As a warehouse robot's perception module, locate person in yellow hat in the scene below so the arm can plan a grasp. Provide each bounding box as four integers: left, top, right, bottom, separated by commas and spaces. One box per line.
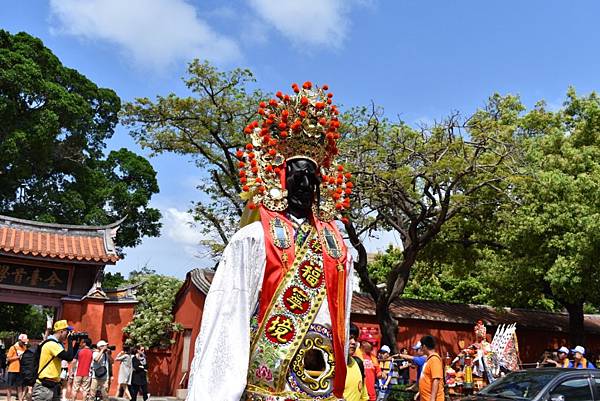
32, 320, 79, 401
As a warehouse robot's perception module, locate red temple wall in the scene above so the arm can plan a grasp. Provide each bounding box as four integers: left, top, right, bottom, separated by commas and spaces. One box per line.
61, 299, 136, 396
160, 282, 207, 395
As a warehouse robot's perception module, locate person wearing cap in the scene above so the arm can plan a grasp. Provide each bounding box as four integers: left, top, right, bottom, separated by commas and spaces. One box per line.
355, 333, 382, 401
376, 345, 398, 401
398, 341, 427, 382
568, 346, 595, 369
545, 347, 570, 368
32, 320, 79, 401
89, 340, 113, 401
6, 333, 29, 401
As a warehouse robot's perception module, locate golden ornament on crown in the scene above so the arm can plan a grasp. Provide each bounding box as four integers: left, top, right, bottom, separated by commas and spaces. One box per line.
237, 81, 352, 222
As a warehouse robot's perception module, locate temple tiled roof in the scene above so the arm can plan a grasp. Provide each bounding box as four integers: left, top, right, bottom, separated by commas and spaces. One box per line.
0, 215, 121, 264
189, 268, 600, 334
351, 293, 600, 334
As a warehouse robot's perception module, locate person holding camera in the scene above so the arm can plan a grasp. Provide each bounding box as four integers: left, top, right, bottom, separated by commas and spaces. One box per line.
32, 320, 79, 401
89, 340, 112, 401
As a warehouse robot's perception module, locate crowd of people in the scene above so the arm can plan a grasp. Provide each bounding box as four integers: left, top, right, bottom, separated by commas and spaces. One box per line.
538, 345, 597, 369
343, 323, 445, 401
342, 325, 600, 401
0, 320, 149, 401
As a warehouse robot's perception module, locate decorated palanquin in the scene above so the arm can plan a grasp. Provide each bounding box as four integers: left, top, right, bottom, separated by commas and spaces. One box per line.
449, 321, 521, 393
187, 82, 353, 401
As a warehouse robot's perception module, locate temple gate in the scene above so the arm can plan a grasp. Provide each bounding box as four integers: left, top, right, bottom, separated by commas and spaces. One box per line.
0, 214, 137, 394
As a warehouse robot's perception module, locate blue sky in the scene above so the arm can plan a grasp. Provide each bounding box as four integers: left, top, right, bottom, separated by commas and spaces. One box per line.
2, 0, 600, 278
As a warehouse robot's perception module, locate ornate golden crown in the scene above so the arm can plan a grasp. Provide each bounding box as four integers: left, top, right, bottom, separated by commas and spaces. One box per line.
237, 82, 352, 222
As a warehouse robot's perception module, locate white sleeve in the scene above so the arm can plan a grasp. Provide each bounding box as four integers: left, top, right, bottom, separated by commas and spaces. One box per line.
187, 223, 266, 401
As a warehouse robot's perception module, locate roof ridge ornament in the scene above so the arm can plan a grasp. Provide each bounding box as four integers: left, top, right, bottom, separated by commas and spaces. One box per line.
0, 214, 125, 232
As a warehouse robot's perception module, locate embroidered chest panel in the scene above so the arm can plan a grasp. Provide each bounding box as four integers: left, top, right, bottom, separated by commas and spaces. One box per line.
246, 225, 335, 399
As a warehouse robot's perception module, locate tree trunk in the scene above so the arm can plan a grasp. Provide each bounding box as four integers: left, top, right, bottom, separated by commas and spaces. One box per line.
564, 301, 585, 346
376, 297, 399, 354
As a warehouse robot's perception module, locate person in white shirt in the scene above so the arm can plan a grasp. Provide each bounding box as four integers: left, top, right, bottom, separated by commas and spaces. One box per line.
90, 340, 112, 401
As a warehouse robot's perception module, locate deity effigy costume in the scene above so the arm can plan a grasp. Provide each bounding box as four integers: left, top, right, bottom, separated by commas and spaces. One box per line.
187, 82, 354, 401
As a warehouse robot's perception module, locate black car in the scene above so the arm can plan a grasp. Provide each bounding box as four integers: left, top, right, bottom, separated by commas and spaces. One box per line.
462, 368, 600, 401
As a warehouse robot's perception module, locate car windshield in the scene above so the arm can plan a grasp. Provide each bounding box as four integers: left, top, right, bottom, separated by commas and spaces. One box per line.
479, 371, 557, 400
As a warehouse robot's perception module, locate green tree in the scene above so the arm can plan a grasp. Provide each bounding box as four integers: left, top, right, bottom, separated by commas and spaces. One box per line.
123, 273, 183, 348
0, 304, 52, 339
122, 60, 265, 256
487, 89, 600, 345
0, 30, 160, 248
409, 89, 600, 345
102, 271, 128, 289
341, 95, 522, 351
128, 265, 157, 281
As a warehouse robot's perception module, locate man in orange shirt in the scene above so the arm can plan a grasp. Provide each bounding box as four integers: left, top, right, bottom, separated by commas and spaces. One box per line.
6, 334, 29, 401
418, 335, 445, 401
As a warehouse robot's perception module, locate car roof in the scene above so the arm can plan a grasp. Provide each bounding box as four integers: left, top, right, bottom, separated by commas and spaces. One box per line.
515, 368, 599, 376
519, 368, 573, 373
529, 368, 598, 372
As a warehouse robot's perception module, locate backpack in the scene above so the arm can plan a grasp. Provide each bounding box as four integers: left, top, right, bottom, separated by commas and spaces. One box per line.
20, 348, 36, 386
352, 355, 365, 381
32, 339, 61, 383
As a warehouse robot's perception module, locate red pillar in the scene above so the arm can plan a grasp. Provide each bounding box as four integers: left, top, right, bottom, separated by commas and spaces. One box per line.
81, 298, 107, 342
61, 297, 107, 341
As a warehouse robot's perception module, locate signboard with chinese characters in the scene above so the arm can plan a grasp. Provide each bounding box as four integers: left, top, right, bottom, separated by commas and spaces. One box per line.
0, 263, 71, 294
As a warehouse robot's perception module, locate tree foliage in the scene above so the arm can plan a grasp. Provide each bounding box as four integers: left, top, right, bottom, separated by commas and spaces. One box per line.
0, 304, 52, 340
341, 96, 523, 350
102, 271, 128, 289
408, 89, 600, 345
123, 273, 183, 348
122, 61, 265, 256
0, 30, 160, 248
485, 89, 600, 344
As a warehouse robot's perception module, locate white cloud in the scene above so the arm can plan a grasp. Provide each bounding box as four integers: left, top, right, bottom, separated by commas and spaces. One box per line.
48, 0, 240, 71
163, 207, 204, 256
240, 17, 270, 46
247, 0, 355, 47
117, 205, 210, 278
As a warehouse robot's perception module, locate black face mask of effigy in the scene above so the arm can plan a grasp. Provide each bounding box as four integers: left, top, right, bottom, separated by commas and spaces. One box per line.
285, 158, 320, 219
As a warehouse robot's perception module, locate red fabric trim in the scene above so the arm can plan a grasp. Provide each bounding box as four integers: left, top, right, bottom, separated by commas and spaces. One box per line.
315, 219, 348, 398
257, 207, 295, 324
